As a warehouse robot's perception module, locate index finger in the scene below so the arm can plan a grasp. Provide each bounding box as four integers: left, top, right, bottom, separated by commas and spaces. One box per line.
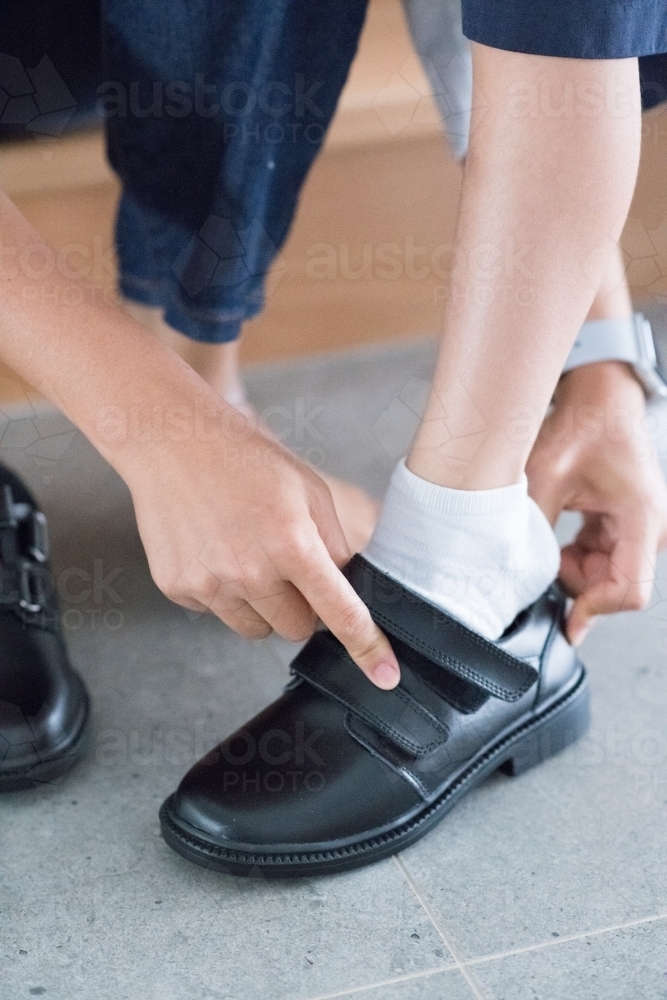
287, 534, 401, 689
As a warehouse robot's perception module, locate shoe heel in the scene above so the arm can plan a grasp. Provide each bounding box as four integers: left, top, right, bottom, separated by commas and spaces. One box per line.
499, 676, 590, 777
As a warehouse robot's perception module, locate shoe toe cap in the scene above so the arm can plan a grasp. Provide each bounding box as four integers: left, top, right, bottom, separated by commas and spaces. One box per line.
168, 688, 422, 851
0, 616, 88, 772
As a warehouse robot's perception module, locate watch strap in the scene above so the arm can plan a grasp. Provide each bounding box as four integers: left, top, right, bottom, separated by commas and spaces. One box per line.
563, 313, 667, 400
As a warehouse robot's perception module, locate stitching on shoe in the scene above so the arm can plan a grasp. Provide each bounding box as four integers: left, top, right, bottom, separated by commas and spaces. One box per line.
390, 634, 490, 715
355, 562, 534, 694
343, 711, 431, 800
355, 557, 535, 673
343, 712, 429, 802
370, 606, 534, 702
163, 668, 586, 869
295, 658, 448, 755
352, 558, 536, 699
411, 660, 489, 715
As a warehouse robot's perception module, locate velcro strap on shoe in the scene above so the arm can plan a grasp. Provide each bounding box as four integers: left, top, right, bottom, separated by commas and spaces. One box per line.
344, 555, 538, 703
292, 631, 449, 756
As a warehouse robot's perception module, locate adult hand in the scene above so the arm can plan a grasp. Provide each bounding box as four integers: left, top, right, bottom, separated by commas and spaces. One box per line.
111, 383, 400, 688
527, 361, 667, 645
0, 192, 397, 688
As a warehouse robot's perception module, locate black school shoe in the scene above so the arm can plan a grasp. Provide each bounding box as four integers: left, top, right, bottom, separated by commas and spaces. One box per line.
0, 464, 89, 791
160, 555, 590, 878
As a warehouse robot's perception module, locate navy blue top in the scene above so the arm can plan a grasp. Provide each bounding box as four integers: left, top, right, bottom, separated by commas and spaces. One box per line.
463, 0, 667, 60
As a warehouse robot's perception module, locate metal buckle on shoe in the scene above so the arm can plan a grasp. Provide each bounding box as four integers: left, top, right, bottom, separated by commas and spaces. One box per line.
2, 497, 50, 562
0, 482, 50, 613
19, 560, 47, 614
27, 510, 49, 563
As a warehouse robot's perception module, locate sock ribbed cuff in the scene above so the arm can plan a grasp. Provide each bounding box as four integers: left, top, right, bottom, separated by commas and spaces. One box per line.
391, 460, 528, 516
364, 458, 560, 640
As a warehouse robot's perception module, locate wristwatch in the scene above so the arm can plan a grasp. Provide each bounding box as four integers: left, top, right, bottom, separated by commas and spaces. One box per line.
562, 313, 667, 400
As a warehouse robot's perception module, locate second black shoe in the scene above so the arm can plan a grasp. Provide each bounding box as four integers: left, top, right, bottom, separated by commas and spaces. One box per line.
160, 554, 590, 878
0, 464, 89, 791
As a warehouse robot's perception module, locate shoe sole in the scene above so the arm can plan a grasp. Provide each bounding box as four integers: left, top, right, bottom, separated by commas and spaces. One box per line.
160, 667, 590, 879
0, 684, 90, 793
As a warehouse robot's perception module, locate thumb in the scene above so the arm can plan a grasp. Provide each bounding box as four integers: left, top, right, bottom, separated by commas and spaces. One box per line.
567, 574, 652, 646
566, 589, 602, 646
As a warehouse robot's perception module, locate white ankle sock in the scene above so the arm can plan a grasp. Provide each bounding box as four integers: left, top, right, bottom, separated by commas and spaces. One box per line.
363, 460, 561, 640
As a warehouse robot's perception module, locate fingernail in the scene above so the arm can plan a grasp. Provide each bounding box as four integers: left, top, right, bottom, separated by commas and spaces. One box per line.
373, 661, 400, 689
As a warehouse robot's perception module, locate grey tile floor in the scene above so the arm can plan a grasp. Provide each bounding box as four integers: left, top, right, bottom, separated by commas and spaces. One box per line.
2, 334, 667, 1000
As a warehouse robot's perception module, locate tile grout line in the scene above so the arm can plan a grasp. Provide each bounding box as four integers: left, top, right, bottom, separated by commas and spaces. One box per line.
296, 905, 667, 1000
300, 962, 459, 1000
464, 909, 667, 969
394, 855, 491, 1000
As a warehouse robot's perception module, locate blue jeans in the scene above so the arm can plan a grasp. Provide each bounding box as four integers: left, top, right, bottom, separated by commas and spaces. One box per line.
103, 0, 368, 343
103, 0, 667, 344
